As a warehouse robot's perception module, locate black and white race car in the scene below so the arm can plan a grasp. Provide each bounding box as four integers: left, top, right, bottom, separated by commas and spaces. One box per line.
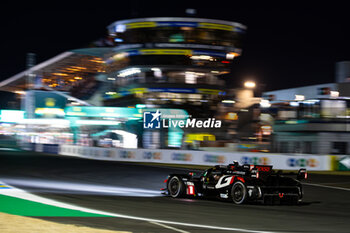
163, 162, 307, 204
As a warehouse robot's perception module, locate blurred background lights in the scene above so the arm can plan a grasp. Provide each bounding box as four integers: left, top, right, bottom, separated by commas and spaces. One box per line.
115, 24, 126, 33
295, 95, 305, 101
330, 91, 339, 98
260, 99, 271, 108
222, 100, 235, 104
117, 68, 141, 77
226, 53, 236, 60
244, 81, 256, 88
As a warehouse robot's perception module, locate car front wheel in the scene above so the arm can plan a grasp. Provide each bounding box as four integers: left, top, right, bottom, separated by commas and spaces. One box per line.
231, 181, 247, 204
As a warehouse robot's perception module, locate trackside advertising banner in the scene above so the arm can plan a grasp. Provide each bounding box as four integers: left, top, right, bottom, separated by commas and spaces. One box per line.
58, 145, 331, 171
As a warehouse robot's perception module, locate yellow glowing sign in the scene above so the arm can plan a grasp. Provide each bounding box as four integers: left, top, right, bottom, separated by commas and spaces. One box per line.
35, 108, 65, 116
45, 98, 56, 107
126, 22, 157, 29
185, 133, 216, 143
225, 112, 238, 120
52, 73, 68, 76
197, 89, 222, 95
139, 49, 192, 56
198, 22, 234, 31
123, 21, 235, 31
129, 88, 148, 94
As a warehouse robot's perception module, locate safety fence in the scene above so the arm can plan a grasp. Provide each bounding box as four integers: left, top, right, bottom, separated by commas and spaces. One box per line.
20, 143, 346, 171
59, 144, 332, 171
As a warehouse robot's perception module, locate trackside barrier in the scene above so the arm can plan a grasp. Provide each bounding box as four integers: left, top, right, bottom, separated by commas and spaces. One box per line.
34, 144, 60, 154
333, 155, 350, 171
20, 142, 60, 154
59, 145, 332, 171
20, 142, 36, 151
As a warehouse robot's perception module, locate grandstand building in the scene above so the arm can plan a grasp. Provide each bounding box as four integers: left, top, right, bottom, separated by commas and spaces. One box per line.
0, 17, 246, 148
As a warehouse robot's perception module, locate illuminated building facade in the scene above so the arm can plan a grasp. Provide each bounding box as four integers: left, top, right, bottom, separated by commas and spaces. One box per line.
263, 73, 350, 155
103, 17, 246, 117
0, 17, 246, 149
0, 17, 246, 114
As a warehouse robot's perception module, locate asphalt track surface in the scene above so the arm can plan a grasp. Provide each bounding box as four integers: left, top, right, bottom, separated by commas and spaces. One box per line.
0, 150, 350, 233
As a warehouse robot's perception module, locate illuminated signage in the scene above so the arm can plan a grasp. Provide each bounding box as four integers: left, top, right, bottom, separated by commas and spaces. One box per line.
121, 21, 242, 32
65, 106, 141, 119
0, 110, 25, 123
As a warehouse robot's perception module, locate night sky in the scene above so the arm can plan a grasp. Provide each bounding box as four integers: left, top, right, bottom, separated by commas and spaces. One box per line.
1, 1, 349, 92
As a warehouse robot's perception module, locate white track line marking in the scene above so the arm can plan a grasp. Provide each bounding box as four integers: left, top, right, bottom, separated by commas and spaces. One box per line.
0, 148, 18, 151
304, 182, 350, 191
150, 221, 190, 233
1, 177, 161, 197
0, 180, 280, 233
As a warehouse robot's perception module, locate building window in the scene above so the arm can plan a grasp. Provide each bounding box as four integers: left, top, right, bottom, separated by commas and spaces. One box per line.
294, 142, 301, 153
185, 72, 197, 84
331, 142, 347, 155
280, 141, 289, 153
304, 141, 312, 154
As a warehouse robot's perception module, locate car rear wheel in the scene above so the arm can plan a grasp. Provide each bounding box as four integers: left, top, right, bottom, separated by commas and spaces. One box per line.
167, 176, 185, 198
231, 181, 247, 204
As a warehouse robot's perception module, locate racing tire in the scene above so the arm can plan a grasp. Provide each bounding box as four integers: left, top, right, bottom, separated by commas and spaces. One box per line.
167, 176, 185, 198
231, 181, 247, 204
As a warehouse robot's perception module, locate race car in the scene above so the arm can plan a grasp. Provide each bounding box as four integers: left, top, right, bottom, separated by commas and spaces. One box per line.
163, 162, 307, 204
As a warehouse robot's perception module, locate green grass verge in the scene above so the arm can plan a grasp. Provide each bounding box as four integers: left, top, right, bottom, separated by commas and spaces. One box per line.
0, 195, 110, 217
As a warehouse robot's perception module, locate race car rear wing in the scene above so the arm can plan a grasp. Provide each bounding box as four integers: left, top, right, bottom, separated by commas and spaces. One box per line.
242, 164, 273, 173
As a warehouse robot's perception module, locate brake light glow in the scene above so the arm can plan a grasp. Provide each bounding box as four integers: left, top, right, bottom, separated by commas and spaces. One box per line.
304, 172, 308, 179
164, 179, 168, 183
256, 172, 259, 179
